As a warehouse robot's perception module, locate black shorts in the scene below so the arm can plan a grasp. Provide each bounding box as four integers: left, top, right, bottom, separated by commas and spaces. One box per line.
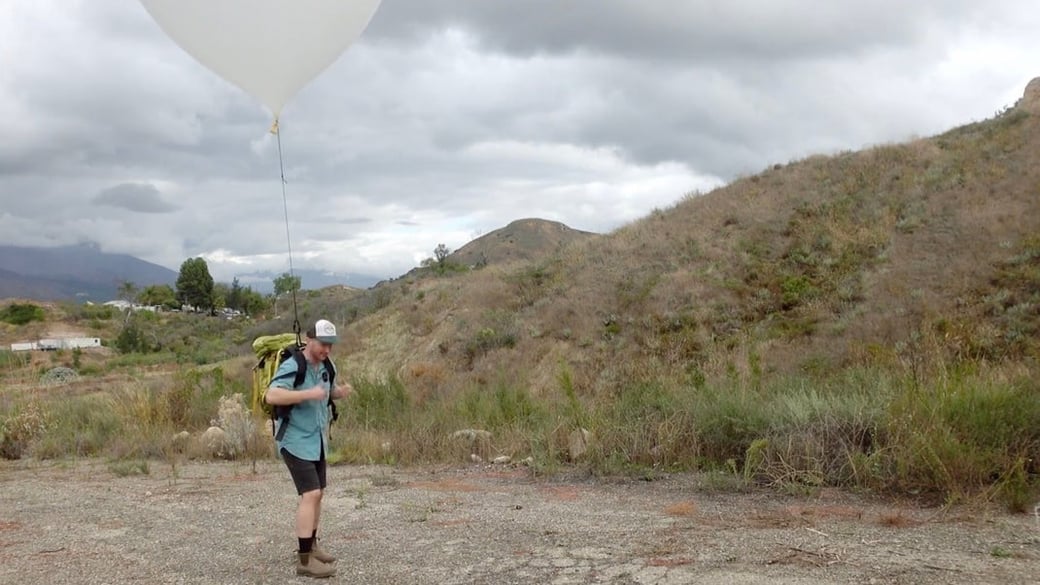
281, 448, 327, 495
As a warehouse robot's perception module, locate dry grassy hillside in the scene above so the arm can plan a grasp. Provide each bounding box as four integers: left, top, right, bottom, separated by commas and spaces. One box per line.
341, 80, 1040, 401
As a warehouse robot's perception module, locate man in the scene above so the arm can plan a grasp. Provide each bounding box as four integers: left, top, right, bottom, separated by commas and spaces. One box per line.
265, 318, 353, 578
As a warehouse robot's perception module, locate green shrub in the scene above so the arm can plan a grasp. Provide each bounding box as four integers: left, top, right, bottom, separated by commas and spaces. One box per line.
164, 367, 242, 429
876, 373, 1040, 507
0, 303, 45, 325
690, 384, 772, 464
780, 275, 818, 309
456, 380, 545, 431
114, 321, 151, 354
67, 303, 119, 321
347, 376, 410, 430
464, 310, 520, 362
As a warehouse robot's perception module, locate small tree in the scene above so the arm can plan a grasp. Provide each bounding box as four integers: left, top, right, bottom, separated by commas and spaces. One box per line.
434, 243, 450, 265
240, 288, 269, 317
226, 277, 244, 312
115, 280, 137, 324
422, 243, 463, 276
212, 282, 230, 312
137, 284, 178, 310
117, 280, 138, 304
273, 272, 302, 296
273, 272, 302, 316
114, 320, 149, 354
176, 257, 215, 312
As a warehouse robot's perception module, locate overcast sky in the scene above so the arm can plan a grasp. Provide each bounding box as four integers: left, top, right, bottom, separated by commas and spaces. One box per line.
2, 1, 1038, 285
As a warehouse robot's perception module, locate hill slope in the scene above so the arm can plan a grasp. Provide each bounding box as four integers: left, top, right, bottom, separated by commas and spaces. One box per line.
449, 218, 597, 267
335, 77, 1040, 398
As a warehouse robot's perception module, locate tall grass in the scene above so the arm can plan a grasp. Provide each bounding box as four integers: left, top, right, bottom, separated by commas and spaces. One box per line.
877, 372, 1040, 509
0, 349, 30, 372
2, 366, 264, 461
326, 363, 1039, 509
3, 360, 1037, 510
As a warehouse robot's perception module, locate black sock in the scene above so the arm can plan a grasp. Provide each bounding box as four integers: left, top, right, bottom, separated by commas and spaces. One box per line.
299, 536, 314, 553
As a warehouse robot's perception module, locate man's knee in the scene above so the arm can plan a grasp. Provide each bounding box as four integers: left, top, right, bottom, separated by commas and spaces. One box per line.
300, 489, 322, 505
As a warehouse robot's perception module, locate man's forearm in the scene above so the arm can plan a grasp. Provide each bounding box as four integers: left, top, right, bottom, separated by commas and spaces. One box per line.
266, 386, 321, 405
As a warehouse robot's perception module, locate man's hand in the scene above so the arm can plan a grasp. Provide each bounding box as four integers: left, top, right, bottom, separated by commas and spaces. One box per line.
331, 382, 353, 400
307, 386, 327, 401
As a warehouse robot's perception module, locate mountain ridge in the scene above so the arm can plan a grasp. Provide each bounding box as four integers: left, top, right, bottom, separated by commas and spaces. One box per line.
0, 243, 178, 302
449, 218, 598, 267
0, 219, 583, 302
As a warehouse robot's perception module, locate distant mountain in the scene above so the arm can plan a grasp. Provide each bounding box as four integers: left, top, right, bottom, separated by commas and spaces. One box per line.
394, 218, 598, 283
449, 218, 598, 267
0, 243, 177, 302
233, 268, 382, 294
0, 220, 594, 302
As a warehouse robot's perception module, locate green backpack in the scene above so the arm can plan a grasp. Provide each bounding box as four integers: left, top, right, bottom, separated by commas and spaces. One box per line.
252, 333, 338, 440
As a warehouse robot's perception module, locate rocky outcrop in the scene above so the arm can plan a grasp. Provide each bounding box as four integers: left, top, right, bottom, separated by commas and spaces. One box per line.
1015, 77, 1040, 114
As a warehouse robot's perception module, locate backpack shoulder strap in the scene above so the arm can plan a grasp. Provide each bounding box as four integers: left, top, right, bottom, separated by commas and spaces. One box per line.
270, 351, 298, 385
291, 348, 308, 388
323, 357, 336, 387
323, 357, 339, 423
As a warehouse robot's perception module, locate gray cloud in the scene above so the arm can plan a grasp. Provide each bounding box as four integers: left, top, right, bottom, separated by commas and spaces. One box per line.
368, 1, 983, 60
0, 0, 1037, 283
93, 182, 178, 213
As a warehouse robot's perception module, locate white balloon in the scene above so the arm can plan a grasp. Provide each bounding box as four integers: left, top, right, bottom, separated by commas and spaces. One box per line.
139, 0, 382, 116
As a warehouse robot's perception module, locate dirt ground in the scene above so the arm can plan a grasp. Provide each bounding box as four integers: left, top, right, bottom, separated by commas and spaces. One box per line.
1, 459, 1038, 584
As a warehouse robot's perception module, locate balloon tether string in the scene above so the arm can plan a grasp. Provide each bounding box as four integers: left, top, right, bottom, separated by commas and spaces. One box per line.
274, 118, 302, 346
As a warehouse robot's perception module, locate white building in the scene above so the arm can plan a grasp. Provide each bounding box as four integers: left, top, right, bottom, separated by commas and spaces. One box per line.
103, 300, 160, 312
10, 337, 102, 352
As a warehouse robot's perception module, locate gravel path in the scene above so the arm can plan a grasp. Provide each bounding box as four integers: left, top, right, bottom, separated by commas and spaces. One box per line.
1, 459, 1038, 584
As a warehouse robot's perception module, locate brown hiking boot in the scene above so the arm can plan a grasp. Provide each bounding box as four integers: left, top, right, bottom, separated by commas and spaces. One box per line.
312, 539, 336, 564
296, 552, 336, 578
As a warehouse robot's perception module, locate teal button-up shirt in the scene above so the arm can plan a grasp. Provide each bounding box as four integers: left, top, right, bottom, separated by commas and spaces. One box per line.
271, 356, 333, 462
